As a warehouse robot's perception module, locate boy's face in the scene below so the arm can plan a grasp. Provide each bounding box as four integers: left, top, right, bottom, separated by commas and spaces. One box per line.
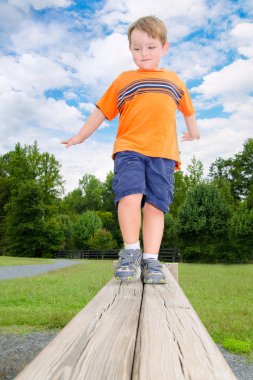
129, 28, 169, 70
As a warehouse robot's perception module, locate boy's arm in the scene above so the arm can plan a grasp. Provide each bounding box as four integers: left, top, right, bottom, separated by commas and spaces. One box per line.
181, 114, 200, 141
61, 107, 105, 148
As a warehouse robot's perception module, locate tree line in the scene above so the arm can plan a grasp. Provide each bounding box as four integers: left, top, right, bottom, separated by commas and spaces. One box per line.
0, 139, 252, 262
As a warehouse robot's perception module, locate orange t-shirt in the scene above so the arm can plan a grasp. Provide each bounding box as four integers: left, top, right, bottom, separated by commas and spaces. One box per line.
96, 68, 195, 169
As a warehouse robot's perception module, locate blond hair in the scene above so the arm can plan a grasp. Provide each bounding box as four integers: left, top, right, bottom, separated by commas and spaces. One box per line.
128, 16, 168, 46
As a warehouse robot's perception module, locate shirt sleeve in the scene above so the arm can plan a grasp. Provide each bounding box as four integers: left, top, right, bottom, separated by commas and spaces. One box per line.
95, 79, 119, 121
178, 80, 195, 117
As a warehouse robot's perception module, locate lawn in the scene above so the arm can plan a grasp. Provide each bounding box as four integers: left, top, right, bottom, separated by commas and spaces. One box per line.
0, 258, 252, 360
0, 256, 55, 266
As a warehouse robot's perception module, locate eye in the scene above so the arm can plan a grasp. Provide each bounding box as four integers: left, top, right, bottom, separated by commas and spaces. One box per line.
134, 48, 140, 51
148, 46, 156, 49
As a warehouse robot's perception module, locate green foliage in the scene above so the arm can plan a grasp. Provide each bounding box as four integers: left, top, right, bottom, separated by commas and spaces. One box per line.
0, 142, 63, 203
4, 180, 45, 257
79, 174, 103, 211
40, 216, 65, 257
101, 171, 116, 214
1, 139, 252, 261
61, 188, 85, 214
88, 228, 118, 250
209, 138, 253, 199
177, 183, 231, 236
161, 213, 177, 248
96, 211, 122, 246
177, 183, 232, 262
170, 171, 188, 217
72, 211, 103, 249
186, 155, 204, 187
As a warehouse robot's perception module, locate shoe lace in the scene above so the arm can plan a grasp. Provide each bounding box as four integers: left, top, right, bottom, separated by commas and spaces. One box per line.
143, 259, 162, 273
119, 249, 138, 267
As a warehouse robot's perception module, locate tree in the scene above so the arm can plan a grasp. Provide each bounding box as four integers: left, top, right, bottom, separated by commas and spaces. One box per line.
177, 183, 231, 236
209, 138, 253, 199
4, 180, 44, 257
177, 183, 231, 262
79, 174, 103, 211
61, 188, 86, 215
161, 213, 177, 248
88, 228, 117, 250
228, 202, 253, 262
0, 142, 64, 207
101, 171, 116, 215
186, 156, 204, 187
170, 171, 188, 217
72, 211, 102, 249
96, 211, 121, 246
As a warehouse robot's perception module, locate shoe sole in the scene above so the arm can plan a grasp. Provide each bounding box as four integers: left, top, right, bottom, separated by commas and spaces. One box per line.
115, 275, 134, 282
141, 276, 166, 284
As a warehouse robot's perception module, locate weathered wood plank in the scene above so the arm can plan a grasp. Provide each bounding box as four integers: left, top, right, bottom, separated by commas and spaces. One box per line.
132, 265, 238, 380
167, 262, 179, 283
15, 276, 143, 380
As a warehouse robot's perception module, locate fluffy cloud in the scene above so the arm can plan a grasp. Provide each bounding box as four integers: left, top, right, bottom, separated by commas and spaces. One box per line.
0, 0, 252, 193
0, 53, 72, 95
231, 22, 253, 58
60, 32, 133, 93
0, 91, 83, 135
179, 97, 253, 175
192, 58, 253, 101
98, 0, 207, 41
9, 0, 72, 11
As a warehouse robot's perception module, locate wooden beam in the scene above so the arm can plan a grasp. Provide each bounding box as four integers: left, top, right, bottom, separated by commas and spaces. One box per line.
167, 262, 179, 283
15, 277, 143, 380
132, 265, 238, 380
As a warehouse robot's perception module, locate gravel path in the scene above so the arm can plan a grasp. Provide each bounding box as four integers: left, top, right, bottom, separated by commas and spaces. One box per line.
0, 331, 252, 380
0, 259, 81, 280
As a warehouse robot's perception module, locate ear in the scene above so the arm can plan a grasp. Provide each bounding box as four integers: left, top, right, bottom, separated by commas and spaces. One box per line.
163, 42, 169, 55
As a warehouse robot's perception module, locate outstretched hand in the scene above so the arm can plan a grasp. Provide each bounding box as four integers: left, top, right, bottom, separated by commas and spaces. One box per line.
181, 132, 200, 142
61, 135, 82, 148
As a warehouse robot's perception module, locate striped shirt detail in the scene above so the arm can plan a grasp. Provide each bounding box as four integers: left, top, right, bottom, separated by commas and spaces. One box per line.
117, 78, 184, 111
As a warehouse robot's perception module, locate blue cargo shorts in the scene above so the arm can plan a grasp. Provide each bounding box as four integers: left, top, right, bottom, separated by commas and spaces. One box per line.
112, 150, 175, 214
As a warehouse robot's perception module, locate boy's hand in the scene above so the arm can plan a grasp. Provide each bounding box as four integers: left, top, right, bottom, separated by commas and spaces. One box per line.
61, 135, 83, 148
181, 132, 200, 142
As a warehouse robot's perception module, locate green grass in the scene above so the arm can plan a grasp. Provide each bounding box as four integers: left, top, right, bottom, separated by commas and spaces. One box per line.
179, 263, 253, 360
0, 261, 252, 360
0, 256, 55, 266
0, 260, 113, 334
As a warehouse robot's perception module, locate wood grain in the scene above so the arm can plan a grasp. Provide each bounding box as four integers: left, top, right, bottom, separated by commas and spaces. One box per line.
132, 265, 238, 380
15, 276, 143, 380
15, 264, 238, 380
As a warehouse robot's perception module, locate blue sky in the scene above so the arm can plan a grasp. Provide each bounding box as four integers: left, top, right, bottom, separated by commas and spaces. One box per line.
0, 0, 253, 193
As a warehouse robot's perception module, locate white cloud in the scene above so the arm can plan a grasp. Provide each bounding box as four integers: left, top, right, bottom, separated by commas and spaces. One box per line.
99, 0, 207, 41
0, 91, 83, 134
0, 53, 72, 95
231, 22, 253, 58
60, 32, 134, 93
0, 0, 252, 193
192, 58, 253, 100
179, 98, 253, 175
9, 0, 72, 11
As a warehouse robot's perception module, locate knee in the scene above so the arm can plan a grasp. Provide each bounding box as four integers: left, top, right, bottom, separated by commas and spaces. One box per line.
144, 202, 164, 216
119, 193, 143, 208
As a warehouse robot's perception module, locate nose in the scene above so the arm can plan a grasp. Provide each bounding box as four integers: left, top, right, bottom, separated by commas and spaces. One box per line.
140, 48, 148, 57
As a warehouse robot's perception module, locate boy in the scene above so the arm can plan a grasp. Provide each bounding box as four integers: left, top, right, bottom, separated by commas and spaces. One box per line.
61, 16, 200, 284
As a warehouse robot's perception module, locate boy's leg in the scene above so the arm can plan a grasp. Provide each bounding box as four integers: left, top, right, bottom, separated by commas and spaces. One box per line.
114, 193, 143, 281
118, 193, 143, 244
141, 202, 166, 284
142, 202, 164, 255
